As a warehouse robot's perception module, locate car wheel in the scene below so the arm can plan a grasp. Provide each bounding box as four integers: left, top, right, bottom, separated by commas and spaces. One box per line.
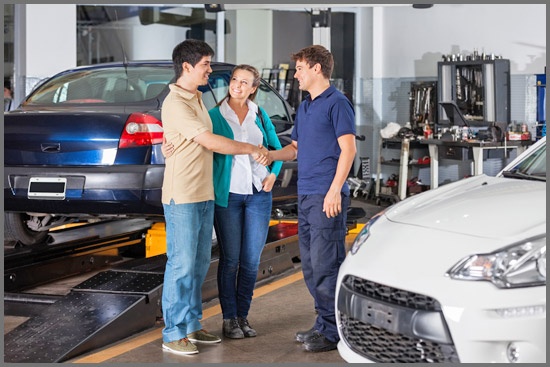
4, 212, 50, 246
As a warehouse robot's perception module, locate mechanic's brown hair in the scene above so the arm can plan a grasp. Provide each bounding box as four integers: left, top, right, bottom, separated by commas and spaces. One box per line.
291, 45, 334, 79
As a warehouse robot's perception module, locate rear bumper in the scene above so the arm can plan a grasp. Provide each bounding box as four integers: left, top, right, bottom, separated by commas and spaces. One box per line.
4, 165, 164, 215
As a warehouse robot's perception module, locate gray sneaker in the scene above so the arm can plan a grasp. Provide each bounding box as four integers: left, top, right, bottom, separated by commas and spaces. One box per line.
187, 329, 221, 344
162, 338, 198, 355
238, 317, 257, 337
223, 318, 244, 339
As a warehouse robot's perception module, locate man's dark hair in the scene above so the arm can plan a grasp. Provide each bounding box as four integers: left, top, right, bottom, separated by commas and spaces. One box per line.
291, 45, 334, 79
172, 39, 215, 79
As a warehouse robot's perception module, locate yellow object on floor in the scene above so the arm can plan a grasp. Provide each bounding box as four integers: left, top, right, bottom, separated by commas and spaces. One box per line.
347, 223, 365, 235
145, 220, 302, 258
145, 222, 167, 258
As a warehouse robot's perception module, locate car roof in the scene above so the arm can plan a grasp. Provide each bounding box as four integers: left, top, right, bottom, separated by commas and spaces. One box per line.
58, 60, 236, 73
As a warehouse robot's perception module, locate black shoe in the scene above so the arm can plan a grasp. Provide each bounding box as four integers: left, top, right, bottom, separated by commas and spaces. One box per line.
237, 317, 257, 337
223, 318, 244, 339
295, 327, 317, 343
303, 332, 338, 352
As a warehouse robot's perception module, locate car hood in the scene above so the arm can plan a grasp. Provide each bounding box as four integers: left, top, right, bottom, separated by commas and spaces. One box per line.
384, 174, 546, 239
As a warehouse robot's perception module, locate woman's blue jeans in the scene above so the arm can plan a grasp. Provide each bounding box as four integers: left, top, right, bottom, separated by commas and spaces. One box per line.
161, 199, 214, 343
214, 188, 272, 319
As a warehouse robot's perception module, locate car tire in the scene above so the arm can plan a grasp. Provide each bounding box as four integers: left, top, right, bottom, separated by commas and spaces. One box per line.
4, 212, 49, 246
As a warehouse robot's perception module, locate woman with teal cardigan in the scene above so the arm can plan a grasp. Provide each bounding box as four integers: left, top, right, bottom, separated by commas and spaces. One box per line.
210, 65, 282, 339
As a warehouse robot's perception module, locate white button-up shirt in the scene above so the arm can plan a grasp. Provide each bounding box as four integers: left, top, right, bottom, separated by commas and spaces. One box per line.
219, 99, 270, 194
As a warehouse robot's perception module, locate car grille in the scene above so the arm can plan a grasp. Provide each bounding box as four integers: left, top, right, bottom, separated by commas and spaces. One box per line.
343, 275, 440, 311
339, 275, 460, 363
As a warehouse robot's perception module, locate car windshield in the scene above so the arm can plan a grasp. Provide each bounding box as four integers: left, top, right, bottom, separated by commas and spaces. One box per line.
24, 66, 174, 105
501, 141, 546, 181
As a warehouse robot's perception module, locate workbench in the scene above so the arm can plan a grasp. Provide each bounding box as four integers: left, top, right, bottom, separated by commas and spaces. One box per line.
420, 139, 533, 189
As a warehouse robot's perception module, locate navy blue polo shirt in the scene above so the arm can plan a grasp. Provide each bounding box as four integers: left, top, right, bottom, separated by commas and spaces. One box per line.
291, 85, 356, 195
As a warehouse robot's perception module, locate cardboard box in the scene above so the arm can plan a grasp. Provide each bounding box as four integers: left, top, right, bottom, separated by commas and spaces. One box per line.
408, 185, 430, 195
381, 186, 398, 195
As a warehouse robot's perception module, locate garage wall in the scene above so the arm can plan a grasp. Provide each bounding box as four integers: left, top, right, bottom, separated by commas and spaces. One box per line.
225, 10, 273, 70
379, 4, 546, 78
272, 11, 312, 67
354, 4, 546, 182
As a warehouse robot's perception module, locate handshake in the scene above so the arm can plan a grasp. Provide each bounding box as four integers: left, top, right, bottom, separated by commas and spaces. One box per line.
253, 143, 297, 165
161, 135, 294, 165
252, 144, 272, 166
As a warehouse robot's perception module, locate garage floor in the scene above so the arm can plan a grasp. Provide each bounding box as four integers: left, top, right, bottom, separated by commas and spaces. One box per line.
4, 199, 384, 364
65, 269, 347, 364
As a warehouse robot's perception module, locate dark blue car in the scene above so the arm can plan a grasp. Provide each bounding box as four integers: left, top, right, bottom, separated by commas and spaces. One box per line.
4, 61, 297, 246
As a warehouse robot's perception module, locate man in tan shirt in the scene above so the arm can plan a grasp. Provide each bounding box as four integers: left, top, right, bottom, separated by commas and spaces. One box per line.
160, 39, 266, 356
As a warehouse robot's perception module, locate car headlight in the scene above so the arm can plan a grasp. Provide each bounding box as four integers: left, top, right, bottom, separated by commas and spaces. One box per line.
446, 236, 546, 288
350, 211, 384, 255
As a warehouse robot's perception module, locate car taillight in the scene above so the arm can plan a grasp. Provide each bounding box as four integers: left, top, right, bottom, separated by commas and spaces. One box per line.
119, 113, 163, 148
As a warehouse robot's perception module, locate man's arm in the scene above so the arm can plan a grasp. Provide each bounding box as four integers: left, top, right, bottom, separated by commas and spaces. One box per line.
323, 133, 357, 218
265, 141, 298, 163
193, 130, 267, 158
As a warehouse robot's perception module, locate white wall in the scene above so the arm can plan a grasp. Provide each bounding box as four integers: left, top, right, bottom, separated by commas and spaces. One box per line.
232, 10, 273, 69
379, 4, 546, 78
107, 17, 187, 61
25, 5, 77, 77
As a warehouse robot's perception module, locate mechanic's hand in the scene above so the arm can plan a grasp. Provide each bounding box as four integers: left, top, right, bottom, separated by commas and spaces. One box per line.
323, 189, 342, 218
162, 136, 175, 158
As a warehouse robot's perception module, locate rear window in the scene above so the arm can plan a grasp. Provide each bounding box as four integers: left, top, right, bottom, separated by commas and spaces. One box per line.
25, 66, 174, 105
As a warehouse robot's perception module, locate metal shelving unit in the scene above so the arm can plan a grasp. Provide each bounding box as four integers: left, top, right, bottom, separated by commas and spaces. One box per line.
374, 138, 430, 205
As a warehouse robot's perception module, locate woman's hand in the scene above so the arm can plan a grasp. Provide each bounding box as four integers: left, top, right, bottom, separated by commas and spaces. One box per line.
161, 136, 175, 158
262, 173, 276, 192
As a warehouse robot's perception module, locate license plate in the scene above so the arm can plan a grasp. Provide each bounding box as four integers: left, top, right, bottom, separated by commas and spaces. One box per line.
28, 177, 67, 200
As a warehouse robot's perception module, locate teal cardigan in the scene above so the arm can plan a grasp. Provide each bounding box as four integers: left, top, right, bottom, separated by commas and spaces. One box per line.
210, 105, 283, 207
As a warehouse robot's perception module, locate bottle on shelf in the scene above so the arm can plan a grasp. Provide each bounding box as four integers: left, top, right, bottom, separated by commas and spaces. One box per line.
423, 124, 433, 139
461, 126, 469, 140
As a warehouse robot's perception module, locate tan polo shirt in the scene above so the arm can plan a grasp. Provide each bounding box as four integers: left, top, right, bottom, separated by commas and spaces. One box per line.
161, 83, 214, 204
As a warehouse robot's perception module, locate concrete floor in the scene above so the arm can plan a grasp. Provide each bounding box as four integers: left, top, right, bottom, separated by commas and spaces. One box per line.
5, 198, 385, 364
66, 269, 347, 364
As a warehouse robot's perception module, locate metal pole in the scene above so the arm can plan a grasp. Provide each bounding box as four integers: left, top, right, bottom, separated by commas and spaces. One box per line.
13, 4, 27, 107
216, 11, 225, 62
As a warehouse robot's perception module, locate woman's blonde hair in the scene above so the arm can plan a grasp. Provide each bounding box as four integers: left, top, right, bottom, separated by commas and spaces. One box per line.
218, 64, 261, 106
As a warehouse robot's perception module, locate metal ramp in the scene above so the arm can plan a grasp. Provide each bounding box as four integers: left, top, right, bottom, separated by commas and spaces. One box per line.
4, 269, 164, 363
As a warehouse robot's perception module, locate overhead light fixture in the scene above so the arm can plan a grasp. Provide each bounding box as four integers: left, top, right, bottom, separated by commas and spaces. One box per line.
311, 8, 331, 28
205, 4, 225, 13
412, 4, 433, 9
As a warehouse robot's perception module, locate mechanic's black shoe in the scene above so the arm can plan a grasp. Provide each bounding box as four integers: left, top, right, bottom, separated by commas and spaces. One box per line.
295, 327, 317, 343
303, 332, 338, 352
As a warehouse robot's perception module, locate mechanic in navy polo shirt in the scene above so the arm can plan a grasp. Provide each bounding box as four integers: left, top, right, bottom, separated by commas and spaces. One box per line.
263, 44, 357, 353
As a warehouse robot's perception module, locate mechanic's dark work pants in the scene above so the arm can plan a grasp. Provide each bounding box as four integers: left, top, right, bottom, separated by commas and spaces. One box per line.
297, 193, 349, 343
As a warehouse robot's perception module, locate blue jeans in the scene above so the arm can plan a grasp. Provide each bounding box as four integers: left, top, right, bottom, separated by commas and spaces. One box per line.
214, 188, 272, 319
297, 193, 349, 343
161, 199, 214, 343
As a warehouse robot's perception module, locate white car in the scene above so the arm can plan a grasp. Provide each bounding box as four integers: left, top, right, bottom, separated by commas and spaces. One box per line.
336, 137, 546, 363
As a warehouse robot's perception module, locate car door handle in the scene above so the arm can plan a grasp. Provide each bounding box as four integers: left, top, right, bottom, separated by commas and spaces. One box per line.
41, 143, 61, 153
